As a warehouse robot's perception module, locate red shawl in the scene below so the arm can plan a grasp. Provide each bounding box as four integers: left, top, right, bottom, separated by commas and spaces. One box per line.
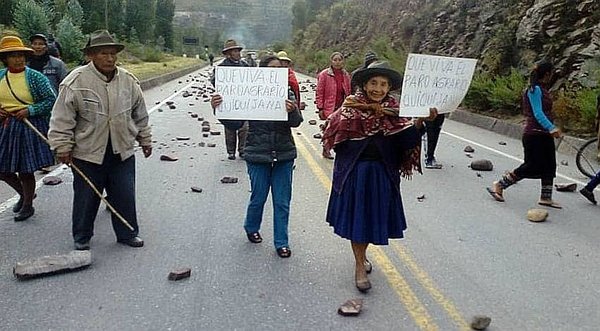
322, 92, 421, 178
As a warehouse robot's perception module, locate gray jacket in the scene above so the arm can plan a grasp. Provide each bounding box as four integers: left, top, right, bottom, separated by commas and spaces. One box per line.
48, 63, 152, 164
39, 56, 68, 93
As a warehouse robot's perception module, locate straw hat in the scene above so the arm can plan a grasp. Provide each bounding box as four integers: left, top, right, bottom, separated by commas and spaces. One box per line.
351, 61, 403, 91
82, 30, 124, 53
0, 36, 34, 54
276, 51, 292, 63
222, 39, 243, 54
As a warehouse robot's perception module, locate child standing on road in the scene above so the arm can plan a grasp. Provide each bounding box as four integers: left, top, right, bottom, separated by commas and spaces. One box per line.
487, 60, 563, 208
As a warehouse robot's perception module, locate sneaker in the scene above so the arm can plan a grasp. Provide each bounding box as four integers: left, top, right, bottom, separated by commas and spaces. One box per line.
579, 188, 597, 205
425, 158, 443, 169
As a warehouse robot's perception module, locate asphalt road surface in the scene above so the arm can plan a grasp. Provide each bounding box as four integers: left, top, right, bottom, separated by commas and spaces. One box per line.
1, 66, 599, 331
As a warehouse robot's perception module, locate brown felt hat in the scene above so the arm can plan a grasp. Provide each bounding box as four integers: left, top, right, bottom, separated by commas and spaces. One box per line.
222, 39, 243, 54
0, 36, 34, 54
83, 30, 124, 53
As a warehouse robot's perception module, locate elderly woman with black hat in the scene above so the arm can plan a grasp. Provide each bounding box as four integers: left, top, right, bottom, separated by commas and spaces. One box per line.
0, 35, 56, 221
322, 61, 435, 292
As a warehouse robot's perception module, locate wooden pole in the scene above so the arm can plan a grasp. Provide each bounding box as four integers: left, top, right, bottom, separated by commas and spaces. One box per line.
22, 118, 134, 231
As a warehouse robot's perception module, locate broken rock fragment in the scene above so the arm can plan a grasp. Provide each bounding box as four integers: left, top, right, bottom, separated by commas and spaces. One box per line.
176, 136, 190, 141
210, 131, 221, 135
160, 155, 178, 162
313, 133, 322, 139
190, 186, 203, 193
168, 267, 191, 281
527, 209, 548, 222
470, 159, 493, 171
220, 176, 238, 184
464, 145, 475, 153
470, 315, 491, 330
42, 176, 63, 185
308, 119, 317, 125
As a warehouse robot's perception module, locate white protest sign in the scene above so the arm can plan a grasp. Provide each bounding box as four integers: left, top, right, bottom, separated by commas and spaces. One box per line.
215, 66, 288, 121
399, 54, 477, 117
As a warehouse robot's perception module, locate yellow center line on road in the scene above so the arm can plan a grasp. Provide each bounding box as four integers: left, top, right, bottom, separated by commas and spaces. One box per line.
294, 133, 439, 331
392, 242, 471, 331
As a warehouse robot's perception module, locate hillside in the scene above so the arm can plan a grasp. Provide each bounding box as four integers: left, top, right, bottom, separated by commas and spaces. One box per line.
294, 0, 600, 87
173, 0, 295, 48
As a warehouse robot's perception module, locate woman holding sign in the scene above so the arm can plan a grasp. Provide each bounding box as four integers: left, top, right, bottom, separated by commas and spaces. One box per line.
211, 55, 303, 258
316, 51, 351, 159
487, 61, 562, 208
322, 61, 435, 292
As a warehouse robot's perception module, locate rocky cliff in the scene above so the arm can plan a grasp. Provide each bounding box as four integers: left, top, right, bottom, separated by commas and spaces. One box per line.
297, 0, 600, 86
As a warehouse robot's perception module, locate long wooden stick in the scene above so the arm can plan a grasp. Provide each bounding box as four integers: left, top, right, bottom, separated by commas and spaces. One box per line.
22, 118, 134, 231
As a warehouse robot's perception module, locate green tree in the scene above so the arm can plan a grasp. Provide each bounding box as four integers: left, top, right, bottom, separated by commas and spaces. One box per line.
291, 0, 308, 31
66, 0, 85, 27
125, 0, 155, 43
0, 0, 14, 26
13, 0, 51, 38
79, 0, 124, 34
56, 16, 85, 63
154, 0, 175, 51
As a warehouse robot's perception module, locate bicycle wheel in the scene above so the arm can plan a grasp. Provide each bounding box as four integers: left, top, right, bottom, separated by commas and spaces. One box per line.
575, 138, 599, 179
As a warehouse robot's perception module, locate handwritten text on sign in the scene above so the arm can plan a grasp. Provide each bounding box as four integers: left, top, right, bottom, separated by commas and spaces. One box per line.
399, 54, 477, 117
215, 67, 288, 121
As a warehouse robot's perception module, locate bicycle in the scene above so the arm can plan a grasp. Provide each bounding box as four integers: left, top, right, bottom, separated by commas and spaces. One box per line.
575, 137, 599, 179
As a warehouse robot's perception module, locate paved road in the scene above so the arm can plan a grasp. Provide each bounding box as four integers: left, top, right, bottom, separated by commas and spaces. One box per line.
1, 67, 599, 330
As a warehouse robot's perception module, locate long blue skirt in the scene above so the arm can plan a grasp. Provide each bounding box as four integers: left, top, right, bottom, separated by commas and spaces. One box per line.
326, 160, 407, 245
0, 116, 54, 173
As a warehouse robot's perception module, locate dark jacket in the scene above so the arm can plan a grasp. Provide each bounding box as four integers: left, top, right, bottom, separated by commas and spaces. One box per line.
244, 89, 303, 163
332, 126, 421, 194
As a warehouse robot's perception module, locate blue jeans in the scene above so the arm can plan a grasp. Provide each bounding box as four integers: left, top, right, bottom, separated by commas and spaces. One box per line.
72, 149, 139, 244
585, 170, 600, 191
244, 160, 294, 249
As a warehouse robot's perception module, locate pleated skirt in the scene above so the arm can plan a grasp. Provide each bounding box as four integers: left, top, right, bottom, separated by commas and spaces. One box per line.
0, 116, 54, 173
326, 160, 407, 245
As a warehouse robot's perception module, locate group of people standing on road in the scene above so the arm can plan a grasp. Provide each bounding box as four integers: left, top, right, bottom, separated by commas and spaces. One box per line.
0, 30, 152, 251
1, 28, 598, 295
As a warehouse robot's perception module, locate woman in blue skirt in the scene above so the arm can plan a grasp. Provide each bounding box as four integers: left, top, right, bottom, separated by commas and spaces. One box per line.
322, 61, 435, 292
0, 36, 56, 221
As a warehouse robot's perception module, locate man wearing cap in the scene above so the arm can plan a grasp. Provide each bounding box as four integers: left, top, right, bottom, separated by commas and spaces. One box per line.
277, 51, 304, 110
210, 39, 249, 160
48, 30, 152, 250
28, 33, 68, 93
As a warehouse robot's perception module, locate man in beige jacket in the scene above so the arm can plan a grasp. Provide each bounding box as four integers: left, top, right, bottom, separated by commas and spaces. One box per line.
48, 30, 152, 250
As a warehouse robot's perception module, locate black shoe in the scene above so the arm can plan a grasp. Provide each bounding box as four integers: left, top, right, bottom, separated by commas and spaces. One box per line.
12, 193, 37, 213
227, 153, 236, 160
117, 236, 144, 247
12, 195, 24, 213
246, 232, 262, 243
14, 206, 34, 222
74, 241, 91, 250
579, 188, 597, 205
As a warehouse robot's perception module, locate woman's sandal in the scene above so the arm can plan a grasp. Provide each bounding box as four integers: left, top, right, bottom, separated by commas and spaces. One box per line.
538, 200, 562, 209
486, 182, 505, 202
246, 232, 262, 243
276, 247, 292, 258
355, 277, 371, 293
365, 259, 372, 274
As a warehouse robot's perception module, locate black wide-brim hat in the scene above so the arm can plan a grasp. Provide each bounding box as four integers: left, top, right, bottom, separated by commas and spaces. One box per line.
351, 61, 403, 91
